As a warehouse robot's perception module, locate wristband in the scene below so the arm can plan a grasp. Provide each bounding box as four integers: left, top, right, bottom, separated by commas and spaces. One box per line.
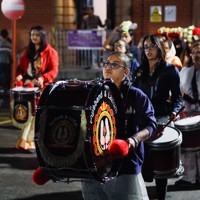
132, 137, 139, 148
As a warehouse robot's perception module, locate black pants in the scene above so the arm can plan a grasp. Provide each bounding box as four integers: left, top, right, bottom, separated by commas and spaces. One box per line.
155, 178, 168, 200
0, 63, 11, 90
142, 143, 168, 200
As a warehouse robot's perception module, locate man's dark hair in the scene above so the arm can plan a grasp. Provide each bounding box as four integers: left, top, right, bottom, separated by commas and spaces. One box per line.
0, 29, 9, 38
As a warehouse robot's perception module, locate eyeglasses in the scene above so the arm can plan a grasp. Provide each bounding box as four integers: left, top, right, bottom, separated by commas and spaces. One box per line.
102, 60, 125, 69
144, 44, 158, 51
190, 52, 200, 56
114, 44, 125, 48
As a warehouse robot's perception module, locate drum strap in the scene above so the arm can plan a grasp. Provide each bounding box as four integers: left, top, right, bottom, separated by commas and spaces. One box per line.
191, 69, 199, 102
183, 94, 200, 105
23, 56, 39, 80
31, 59, 37, 79
120, 79, 132, 107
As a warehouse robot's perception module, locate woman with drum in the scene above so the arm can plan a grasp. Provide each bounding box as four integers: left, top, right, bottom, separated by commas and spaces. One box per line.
133, 34, 183, 200
14, 26, 59, 153
175, 42, 200, 187
81, 52, 157, 200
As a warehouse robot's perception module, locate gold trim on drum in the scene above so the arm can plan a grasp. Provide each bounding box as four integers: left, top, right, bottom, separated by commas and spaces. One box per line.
93, 101, 116, 156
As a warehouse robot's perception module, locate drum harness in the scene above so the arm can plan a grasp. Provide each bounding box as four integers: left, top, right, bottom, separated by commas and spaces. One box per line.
23, 55, 43, 83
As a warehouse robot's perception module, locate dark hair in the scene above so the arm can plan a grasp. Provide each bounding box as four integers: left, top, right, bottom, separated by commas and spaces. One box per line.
87, 6, 94, 11
191, 41, 200, 50
141, 34, 165, 63
164, 40, 172, 49
139, 34, 165, 83
108, 52, 131, 69
0, 29, 9, 38
114, 39, 130, 53
27, 26, 48, 60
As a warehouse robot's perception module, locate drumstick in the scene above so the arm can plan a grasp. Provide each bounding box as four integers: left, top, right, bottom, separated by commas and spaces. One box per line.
154, 106, 185, 137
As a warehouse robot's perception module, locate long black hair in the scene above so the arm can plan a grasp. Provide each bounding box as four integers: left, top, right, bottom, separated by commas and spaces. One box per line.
137, 34, 166, 83
26, 26, 48, 60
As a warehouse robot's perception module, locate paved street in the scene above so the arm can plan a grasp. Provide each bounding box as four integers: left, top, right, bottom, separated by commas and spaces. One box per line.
0, 96, 200, 200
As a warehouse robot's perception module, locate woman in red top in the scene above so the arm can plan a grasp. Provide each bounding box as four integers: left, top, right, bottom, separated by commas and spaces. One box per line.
15, 25, 59, 152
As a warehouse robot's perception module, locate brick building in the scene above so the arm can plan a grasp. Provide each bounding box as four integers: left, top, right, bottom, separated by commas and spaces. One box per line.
0, 0, 199, 65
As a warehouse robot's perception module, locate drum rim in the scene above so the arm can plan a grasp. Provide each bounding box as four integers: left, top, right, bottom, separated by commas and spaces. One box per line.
174, 123, 200, 131
174, 116, 200, 131
145, 127, 182, 148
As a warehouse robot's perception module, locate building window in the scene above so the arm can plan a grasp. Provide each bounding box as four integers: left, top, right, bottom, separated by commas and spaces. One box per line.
55, 0, 76, 29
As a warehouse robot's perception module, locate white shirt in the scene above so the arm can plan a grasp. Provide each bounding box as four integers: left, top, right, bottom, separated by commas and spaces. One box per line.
180, 65, 200, 99
180, 65, 200, 113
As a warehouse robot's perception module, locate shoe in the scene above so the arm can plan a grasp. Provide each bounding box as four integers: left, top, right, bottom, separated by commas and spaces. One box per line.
195, 180, 200, 188
27, 149, 36, 154
175, 179, 200, 189
175, 179, 192, 187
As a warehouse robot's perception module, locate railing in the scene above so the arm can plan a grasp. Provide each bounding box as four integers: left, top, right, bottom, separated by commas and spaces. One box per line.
54, 30, 107, 71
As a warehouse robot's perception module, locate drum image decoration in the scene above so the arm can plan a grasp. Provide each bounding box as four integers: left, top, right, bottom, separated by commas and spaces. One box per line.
85, 80, 125, 182
174, 115, 200, 151
145, 126, 183, 179
10, 86, 41, 129
34, 79, 125, 183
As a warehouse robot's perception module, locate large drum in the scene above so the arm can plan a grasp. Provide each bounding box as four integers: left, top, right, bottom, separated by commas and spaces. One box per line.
174, 115, 200, 151
144, 126, 183, 179
35, 79, 125, 183
10, 86, 41, 129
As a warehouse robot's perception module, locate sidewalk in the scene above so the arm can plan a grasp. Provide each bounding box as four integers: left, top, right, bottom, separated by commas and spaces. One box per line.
0, 96, 200, 200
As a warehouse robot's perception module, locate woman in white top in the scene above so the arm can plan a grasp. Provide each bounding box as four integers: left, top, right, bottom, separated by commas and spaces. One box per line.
175, 42, 200, 187
163, 40, 183, 71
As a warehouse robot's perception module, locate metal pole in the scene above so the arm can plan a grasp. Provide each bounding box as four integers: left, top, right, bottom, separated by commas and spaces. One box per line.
11, 19, 17, 88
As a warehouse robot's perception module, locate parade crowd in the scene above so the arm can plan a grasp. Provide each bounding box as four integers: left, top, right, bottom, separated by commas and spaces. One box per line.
0, 7, 200, 200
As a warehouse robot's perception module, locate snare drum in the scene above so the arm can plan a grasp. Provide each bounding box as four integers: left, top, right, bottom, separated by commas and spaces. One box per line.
144, 126, 182, 179
174, 115, 200, 151
35, 79, 125, 183
10, 86, 41, 129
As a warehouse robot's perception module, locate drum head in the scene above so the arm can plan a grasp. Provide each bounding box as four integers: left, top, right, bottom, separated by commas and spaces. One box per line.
174, 115, 200, 131
85, 79, 125, 182
146, 127, 182, 149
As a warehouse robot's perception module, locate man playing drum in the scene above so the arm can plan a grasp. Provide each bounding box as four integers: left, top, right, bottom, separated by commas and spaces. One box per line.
81, 52, 157, 200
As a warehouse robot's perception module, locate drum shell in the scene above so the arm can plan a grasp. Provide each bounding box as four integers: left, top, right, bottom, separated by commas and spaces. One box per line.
35, 80, 125, 183
174, 116, 200, 151
10, 87, 41, 129
11, 87, 41, 115
144, 127, 182, 178
35, 81, 94, 181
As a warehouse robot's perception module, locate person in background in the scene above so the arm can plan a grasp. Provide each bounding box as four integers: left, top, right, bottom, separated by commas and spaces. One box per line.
180, 42, 193, 68
133, 34, 183, 200
0, 29, 12, 98
81, 6, 104, 29
175, 42, 200, 187
163, 40, 183, 71
81, 6, 104, 69
113, 39, 139, 80
103, 21, 139, 63
1, 29, 12, 44
173, 37, 183, 58
15, 25, 59, 153
81, 52, 157, 200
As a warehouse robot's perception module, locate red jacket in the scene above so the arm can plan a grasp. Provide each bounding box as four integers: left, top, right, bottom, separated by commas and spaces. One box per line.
17, 44, 59, 89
